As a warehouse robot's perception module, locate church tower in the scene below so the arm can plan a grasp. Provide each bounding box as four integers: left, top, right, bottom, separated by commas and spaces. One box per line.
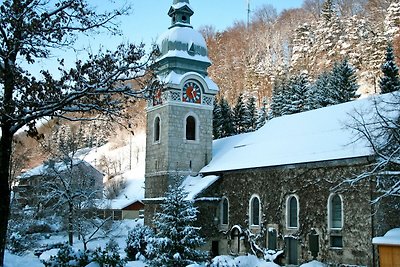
144, 0, 219, 220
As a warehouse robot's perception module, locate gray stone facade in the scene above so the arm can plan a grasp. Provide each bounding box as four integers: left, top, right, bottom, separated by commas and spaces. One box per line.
145, 103, 213, 199
195, 158, 400, 266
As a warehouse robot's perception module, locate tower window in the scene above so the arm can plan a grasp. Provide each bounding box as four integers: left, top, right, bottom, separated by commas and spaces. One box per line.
154, 116, 160, 142
186, 116, 196, 140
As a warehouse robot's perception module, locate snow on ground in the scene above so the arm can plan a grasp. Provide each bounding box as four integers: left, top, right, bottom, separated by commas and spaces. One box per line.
4, 252, 44, 267
299, 260, 327, 267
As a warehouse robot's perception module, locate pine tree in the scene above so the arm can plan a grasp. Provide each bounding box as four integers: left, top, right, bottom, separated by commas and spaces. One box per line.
219, 97, 235, 138
232, 93, 248, 134
149, 181, 206, 267
269, 80, 287, 118
307, 71, 336, 109
329, 59, 359, 103
379, 43, 400, 94
321, 0, 334, 23
255, 97, 268, 130
286, 73, 310, 114
213, 100, 222, 139
244, 96, 257, 132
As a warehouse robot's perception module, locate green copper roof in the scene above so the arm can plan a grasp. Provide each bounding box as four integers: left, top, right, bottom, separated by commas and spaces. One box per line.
173, 0, 189, 3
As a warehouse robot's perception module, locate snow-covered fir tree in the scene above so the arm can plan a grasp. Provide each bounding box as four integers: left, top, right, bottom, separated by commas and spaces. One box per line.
213, 100, 222, 139
307, 71, 336, 109
380, 43, 400, 94
148, 180, 206, 267
255, 97, 268, 130
269, 79, 287, 118
329, 58, 359, 103
233, 93, 248, 134
286, 73, 310, 114
216, 97, 234, 138
244, 96, 257, 132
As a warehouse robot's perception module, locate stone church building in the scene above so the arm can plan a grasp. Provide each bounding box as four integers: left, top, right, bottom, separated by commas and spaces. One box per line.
144, 0, 400, 265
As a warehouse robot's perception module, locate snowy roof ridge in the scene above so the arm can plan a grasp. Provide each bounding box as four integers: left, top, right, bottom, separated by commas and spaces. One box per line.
19, 158, 92, 180
181, 174, 220, 200
201, 93, 398, 173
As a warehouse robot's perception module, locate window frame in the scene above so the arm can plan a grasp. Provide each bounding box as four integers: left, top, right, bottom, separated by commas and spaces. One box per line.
328, 193, 344, 230
183, 112, 200, 142
220, 197, 229, 226
286, 194, 299, 229
249, 194, 261, 227
153, 115, 161, 143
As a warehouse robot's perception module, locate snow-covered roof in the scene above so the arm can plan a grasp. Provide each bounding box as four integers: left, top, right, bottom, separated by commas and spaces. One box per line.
156, 49, 211, 64
373, 228, 400, 246
104, 171, 145, 210
159, 71, 219, 92
201, 94, 394, 173
19, 159, 97, 180
181, 175, 220, 200
157, 27, 207, 49
171, 2, 192, 11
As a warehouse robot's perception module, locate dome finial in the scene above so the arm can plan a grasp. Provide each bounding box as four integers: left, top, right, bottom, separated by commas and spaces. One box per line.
173, 0, 189, 4
168, 0, 193, 28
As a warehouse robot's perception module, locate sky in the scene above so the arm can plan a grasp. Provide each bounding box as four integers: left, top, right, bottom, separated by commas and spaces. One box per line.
32, 0, 304, 76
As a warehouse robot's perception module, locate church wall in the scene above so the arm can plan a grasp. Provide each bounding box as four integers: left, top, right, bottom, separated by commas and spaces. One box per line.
199, 159, 382, 266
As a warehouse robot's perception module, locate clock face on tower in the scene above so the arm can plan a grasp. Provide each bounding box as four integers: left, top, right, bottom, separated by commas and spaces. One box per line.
182, 81, 202, 104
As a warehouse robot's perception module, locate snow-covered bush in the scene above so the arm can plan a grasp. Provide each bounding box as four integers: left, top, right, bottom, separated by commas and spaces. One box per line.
90, 245, 125, 267
42, 243, 125, 267
207, 255, 237, 267
7, 232, 33, 255
125, 224, 154, 260
42, 245, 89, 267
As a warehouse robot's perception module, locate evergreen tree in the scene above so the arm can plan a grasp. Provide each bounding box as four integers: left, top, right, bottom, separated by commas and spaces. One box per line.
329, 59, 359, 103
286, 73, 310, 114
379, 43, 400, 94
321, 0, 335, 22
149, 181, 206, 267
212, 100, 222, 139
218, 97, 235, 138
255, 97, 268, 130
244, 96, 257, 132
232, 93, 248, 134
269, 79, 288, 118
307, 71, 336, 109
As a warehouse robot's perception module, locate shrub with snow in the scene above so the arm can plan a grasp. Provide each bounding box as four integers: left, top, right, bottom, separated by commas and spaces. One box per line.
42, 242, 125, 267
125, 224, 154, 261
42, 245, 89, 267
207, 255, 237, 267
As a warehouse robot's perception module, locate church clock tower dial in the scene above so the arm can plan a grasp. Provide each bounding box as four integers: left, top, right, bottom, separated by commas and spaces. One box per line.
144, 0, 219, 223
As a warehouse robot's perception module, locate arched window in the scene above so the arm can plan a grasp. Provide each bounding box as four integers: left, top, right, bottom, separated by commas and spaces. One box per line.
249, 195, 260, 226
230, 226, 241, 255
154, 116, 160, 142
329, 194, 343, 229
221, 197, 229, 225
287, 195, 299, 228
186, 115, 196, 140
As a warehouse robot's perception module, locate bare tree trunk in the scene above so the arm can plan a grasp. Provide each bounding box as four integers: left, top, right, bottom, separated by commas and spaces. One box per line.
68, 202, 74, 246
0, 132, 13, 267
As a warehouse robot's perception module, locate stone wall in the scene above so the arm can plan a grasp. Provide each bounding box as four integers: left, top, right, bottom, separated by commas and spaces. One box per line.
197, 158, 387, 266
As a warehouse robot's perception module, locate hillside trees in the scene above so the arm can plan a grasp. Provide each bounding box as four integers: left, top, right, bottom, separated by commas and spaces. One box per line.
0, 0, 155, 265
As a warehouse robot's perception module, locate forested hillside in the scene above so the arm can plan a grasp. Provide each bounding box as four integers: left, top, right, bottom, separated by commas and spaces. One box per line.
202, 0, 400, 105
